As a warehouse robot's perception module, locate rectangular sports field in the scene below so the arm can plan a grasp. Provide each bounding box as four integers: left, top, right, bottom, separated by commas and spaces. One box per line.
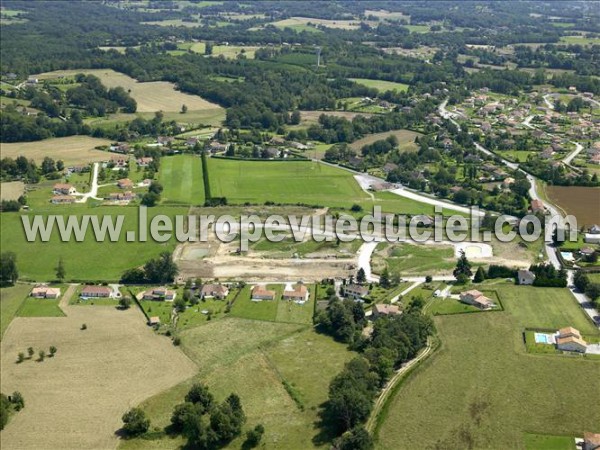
158, 155, 204, 205
375, 284, 600, 449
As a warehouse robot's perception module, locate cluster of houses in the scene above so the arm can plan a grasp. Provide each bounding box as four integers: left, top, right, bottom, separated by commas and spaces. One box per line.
250, 283, 310, 304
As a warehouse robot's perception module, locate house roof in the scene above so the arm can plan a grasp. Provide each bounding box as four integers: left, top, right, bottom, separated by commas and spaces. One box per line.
283, 284, 308, 298
558, 326, 581, 338
81, 285, 112, 295
556, 335, 587, 347
201, 284, 228, 295
584, 432, 600, 447
251, 286, 276, 298
518, 269, 535, 280
346, 284, 369, 295
149, 316, 161, 324
531, 199, 544, 209
53, 183, 73, 190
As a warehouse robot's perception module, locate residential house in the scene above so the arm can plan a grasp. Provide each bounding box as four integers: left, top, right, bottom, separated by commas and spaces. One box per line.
589, 225, 600, 235
382, 162, 398, 174
200, 284, 229, 300
148, 316, 161, 325
459, 290, 494, 310
110, 155, 128, 168
584, 432, 600, 450
157, 136, 175, 146
269, 136, 286, 146
345, 284, 369, 301
51, 195, 75, 204
517, 269, 536, 285
372, 304, 401, 319
117, 178, 134, 189
289, 141, 308, 150
53, 183, 76, 195
107, 191, 135, 202
251, 285, 276, 301
580, 247, 596, 257
30, 286, 61, 299
110, 143, 131, 154
530, 199, 545, 214
136, 157, 153, 167
185, 137, 199, 147
208, 141, 229, 154
556, 326, 587, 353
81, 285, 113, 298
502, 177, 515, 188
282, 284, 309, 302
143, 287, 176, 301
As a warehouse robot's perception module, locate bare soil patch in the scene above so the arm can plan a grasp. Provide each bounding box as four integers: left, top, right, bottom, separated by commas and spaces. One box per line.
0, 181, 24, 201
546, 185, 600, 227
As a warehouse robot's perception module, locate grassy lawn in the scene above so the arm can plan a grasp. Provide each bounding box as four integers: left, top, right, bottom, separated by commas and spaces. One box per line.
229, 284, 282, 322
349, 78, 409, 93
120, 320, 354, 449
158, 155, 204, 205
429, 297, 483, 315
0, 206, 189, 281
375, 285, 600, 449
17, 297, 64, 317
0, 284, 31, 338
275, 285, 316, 325
523, 433, 577, 450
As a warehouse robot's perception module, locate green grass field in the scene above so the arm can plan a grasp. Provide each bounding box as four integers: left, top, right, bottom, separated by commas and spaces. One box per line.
0, 284, 31, 338
17, 297, 64, 317
373, 243, 456, 276
0, 206, 189, 281
229, 284, 282, 322
120, 320, 355, 449
523, 433, 577, 450
158, 155, 204, 205
349, 78, 410, 93
375, 285, 600, 449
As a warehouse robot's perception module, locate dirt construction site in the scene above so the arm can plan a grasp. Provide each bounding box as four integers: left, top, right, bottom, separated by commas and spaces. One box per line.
0, 289, 197, 450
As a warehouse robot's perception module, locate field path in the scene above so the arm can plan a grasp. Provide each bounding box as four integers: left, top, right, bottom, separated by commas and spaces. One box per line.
58, 284, 78, 311
366, 338, 434, 433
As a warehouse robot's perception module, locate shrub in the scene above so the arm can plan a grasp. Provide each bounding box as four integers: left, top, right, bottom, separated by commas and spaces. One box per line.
49, 346, 57, 357
121, 408, 150, 437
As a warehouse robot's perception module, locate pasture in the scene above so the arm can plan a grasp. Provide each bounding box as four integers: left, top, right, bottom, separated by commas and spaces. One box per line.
0, 304, 197, 450
372, 243, 456, 276
187, 41, 261, 59
0, 284, 30, 339
349, 129, 420, 152
0, 136, 111, 165
120, 320, 355, 449
35, 69, 224, 113
0, 206, 189, 281
546, 185, 600, 227
0, 181, 24, 201
349, 78, 410, 93
158, 155, 204, 205
375, 285, 600, 449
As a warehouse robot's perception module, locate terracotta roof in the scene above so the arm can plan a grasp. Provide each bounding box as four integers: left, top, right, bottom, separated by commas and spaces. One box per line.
558, 326, 581, 338
283, 284, 308, 298
374, 304, 400, 315
81, 285, 112, 295
584, 432, 600, 447
556, 335, 587, 347
53, 183, 73, 190
251, 286, 276, 298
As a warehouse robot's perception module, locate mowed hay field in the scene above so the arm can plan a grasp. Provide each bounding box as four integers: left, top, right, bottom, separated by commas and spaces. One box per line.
0, 304, 197, 450
349, 78, 410, 93
270, 17, 364, 30
208, 159, 369, 208
35, 69, 224, 113
546, 185, 600, 227
158, 155, 204, 205
0, 181, 24, 201
0, 284, 30, 339
0, 136, 111, 165
375, 285, 600, 449
349, 129, 420, 152
120, 320, 356, 449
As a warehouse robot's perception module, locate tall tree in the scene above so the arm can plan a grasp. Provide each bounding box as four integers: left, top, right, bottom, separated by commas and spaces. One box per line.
0, 252, 19, 286
55, 257, 66, 282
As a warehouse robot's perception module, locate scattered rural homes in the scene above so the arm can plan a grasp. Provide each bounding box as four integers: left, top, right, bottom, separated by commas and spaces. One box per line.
200, 283, 229, 300
251, 285, 276, 301
282, 284, 309, 303
345, 284, 370, 302
53, 183, 76, 195
51, 195, 76, 204
556, 326, 588, 353
117, 178, 134, 189
459, 289, 494, 310
80, 285, 114, 299
143, 287, 177, 301
372, 304, 401, 319
517, 269, 536, 285
30, 285, 61, 299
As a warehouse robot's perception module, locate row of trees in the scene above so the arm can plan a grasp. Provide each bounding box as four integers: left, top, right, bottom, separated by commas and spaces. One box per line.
120, 252, 178, 284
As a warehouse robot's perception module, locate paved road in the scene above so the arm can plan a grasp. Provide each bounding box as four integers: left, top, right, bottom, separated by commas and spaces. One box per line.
75, 162, 102, 202
563, 142, 584, 165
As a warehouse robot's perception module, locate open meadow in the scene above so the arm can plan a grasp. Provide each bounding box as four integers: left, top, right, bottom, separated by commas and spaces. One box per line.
120, 319, 356, 449
0, 284, 30, 339
349, 129, 420, 152
349, 78, 410, 93
375, 284, 600, 449
0, 206, 189, 281
35, 69, 224, 114
0, 136, 111, 165
0, 303, 197, 450
158, 155, 204, 205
